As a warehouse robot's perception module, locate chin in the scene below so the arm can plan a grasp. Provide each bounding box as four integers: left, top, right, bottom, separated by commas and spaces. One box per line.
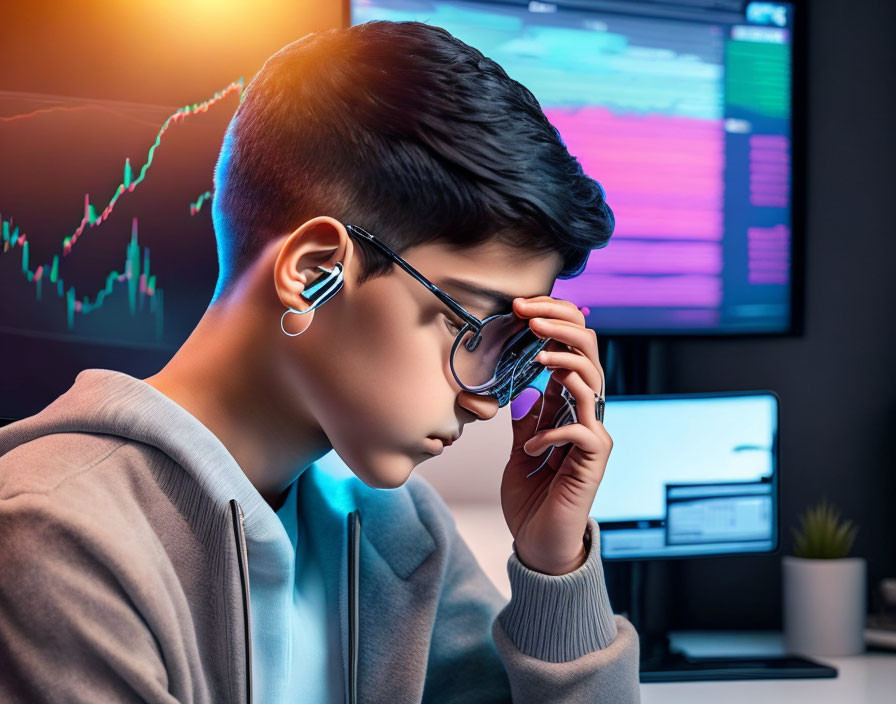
352, 453, 416, 490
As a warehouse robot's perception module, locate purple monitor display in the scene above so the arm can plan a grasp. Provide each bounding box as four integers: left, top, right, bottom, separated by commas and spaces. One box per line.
350, 0, 802, 336
0, 1, 801, 419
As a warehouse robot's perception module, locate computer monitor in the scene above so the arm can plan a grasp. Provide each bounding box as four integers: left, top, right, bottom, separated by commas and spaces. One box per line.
348, 0, 805, 337
0, 1, 804, 418
594, 390, 780, 560
590, 390, 836, 682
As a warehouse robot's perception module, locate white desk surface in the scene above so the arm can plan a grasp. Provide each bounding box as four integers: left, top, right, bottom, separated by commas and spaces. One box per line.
447, 505, 896, 702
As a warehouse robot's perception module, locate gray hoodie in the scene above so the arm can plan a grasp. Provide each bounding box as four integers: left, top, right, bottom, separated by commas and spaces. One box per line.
0, 368, 641, 703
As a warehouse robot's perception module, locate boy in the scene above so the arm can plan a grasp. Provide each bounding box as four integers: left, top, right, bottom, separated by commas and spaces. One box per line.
0, 20, 640, 703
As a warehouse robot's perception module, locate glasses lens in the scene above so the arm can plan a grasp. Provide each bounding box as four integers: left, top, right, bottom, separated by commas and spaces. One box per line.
451, 313, 547, 401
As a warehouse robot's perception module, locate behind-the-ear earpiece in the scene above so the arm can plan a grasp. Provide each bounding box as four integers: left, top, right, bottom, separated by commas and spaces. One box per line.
280, 262, 344, 337
299, 262, 344, 308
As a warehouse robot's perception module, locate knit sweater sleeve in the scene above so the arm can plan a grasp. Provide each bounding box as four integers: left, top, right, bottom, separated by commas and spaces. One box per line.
412, 475, 641, 704
492, 517, 642, 703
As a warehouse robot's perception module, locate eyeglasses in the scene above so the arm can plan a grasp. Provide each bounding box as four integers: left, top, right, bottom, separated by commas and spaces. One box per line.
344, 223, 555, 407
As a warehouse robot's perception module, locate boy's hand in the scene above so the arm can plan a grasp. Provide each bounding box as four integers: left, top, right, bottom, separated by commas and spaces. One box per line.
500, 295, 611, 576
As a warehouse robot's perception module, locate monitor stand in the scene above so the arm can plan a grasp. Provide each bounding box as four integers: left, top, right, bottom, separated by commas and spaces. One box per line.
626, 562, 838, 683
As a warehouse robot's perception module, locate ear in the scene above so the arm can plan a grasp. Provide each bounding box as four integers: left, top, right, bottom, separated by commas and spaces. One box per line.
273, 216, 355, 319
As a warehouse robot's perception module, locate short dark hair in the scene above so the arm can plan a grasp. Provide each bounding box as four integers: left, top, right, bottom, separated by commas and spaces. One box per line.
210, 20, 614, 303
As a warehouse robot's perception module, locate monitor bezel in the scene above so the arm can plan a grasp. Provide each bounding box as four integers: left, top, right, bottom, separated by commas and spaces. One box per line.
596, 388, 781, 562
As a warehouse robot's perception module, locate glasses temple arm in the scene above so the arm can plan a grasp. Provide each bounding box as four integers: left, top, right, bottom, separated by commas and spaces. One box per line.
345, 224, 482, 328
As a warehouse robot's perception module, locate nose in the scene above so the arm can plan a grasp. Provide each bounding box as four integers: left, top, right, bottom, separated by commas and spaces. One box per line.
456, 389, 500, 421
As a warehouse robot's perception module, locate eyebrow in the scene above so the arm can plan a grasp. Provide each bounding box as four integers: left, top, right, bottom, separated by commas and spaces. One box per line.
437, 277, 518, 317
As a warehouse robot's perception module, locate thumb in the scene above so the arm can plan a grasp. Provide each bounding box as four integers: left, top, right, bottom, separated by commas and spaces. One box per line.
511, 387, 542, 420
511, 389, 544, 438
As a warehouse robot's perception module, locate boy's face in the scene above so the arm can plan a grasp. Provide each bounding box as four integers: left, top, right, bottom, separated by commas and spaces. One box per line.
278, 224, 564, 489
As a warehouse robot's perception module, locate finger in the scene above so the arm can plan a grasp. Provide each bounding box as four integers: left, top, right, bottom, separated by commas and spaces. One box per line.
534, 349, 603, 397
528, 371, 592, 454
528, 318, 604, 395
542, 367, 600, 432
523, 422, 604, 457
529, 317, 599, 362
513, 297, 586, 326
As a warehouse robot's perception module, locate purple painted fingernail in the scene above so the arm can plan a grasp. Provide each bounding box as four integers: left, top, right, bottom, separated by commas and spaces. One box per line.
511, 388, 542, 420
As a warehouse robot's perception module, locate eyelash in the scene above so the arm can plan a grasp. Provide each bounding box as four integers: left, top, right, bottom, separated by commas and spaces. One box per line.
443, 313, 465, 336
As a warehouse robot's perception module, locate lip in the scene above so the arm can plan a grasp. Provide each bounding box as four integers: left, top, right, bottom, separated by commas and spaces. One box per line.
433, 431, 461, 446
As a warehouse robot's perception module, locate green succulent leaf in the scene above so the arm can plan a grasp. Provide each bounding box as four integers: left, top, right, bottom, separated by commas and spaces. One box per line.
791, 498, 859, 559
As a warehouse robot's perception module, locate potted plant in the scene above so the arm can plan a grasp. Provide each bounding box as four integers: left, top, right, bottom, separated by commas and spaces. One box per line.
782, 498, 866, 656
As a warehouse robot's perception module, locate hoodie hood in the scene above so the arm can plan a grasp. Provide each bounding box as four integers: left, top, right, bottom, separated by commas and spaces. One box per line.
0, 367, 434, 577
0, 368, 279, 535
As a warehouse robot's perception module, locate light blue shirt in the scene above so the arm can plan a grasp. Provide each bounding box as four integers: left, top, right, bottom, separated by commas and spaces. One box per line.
248, 474, 337, 703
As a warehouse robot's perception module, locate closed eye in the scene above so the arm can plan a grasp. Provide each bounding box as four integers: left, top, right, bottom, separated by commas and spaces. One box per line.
443, 312, 465, 336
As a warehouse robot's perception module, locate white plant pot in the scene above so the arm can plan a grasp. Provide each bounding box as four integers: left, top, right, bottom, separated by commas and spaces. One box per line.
782, 555, 867, 657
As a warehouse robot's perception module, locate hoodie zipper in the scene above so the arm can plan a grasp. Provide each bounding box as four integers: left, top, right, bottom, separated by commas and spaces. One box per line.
230, 501, 362, 704
346, 509, 361, 704
230, 500, 253, 704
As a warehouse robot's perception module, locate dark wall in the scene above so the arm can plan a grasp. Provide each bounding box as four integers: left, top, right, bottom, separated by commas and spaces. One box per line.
3, 0, 890, 631
634, 0, 896, 630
